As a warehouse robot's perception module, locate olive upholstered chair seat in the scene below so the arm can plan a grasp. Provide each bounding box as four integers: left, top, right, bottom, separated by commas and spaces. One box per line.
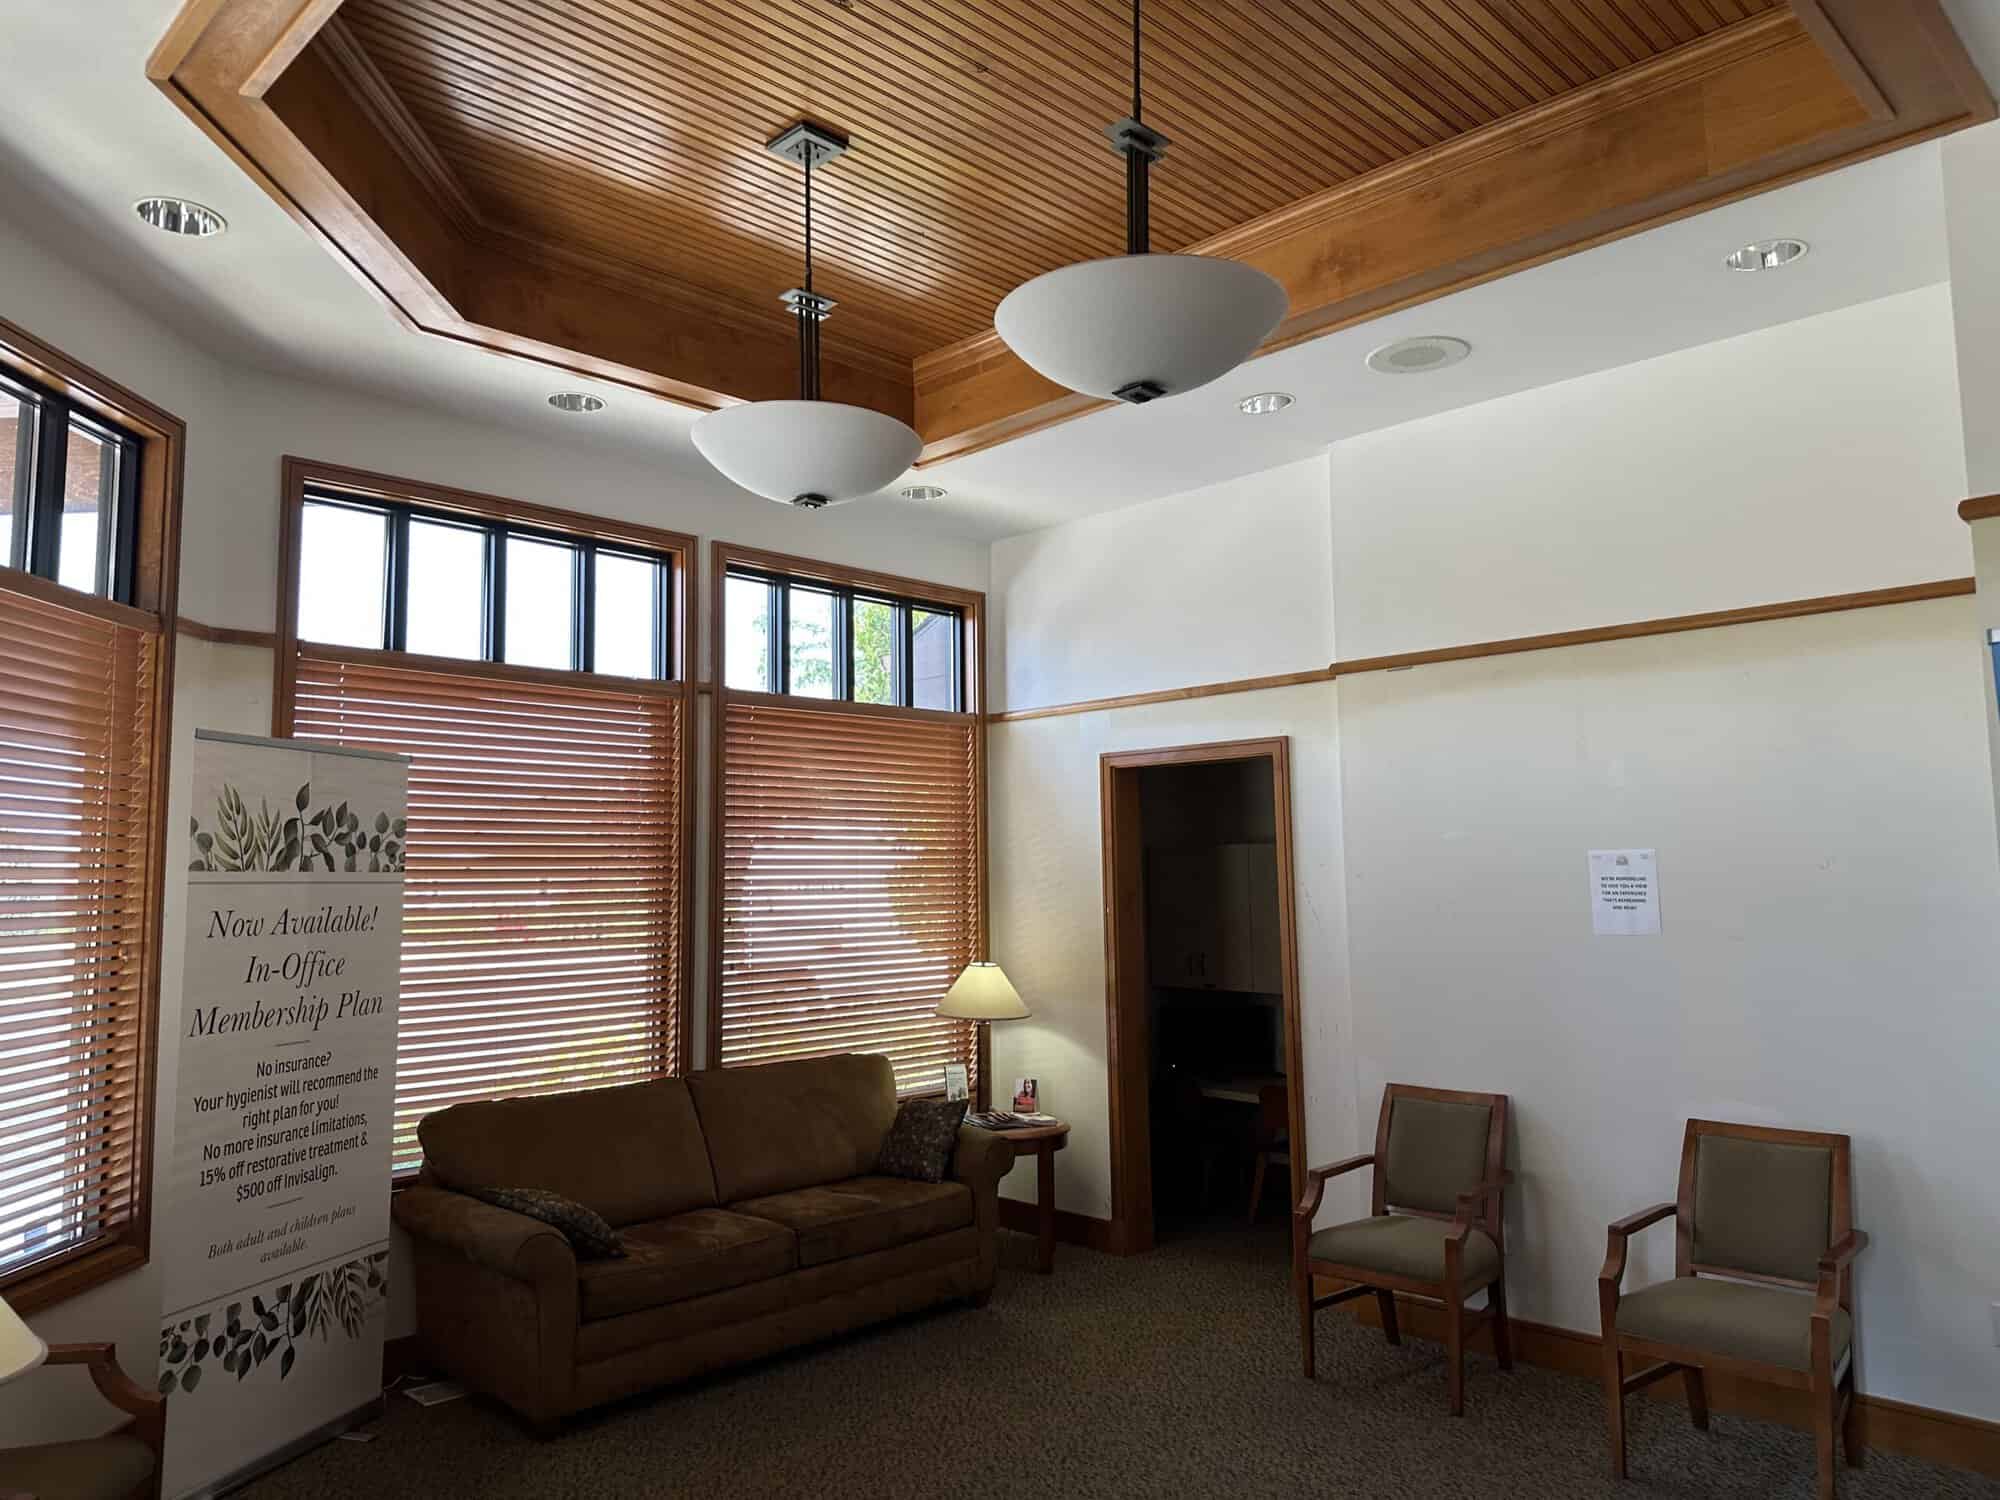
1600, 1120, 1868, 1500
1295, 1083, 1514, 1416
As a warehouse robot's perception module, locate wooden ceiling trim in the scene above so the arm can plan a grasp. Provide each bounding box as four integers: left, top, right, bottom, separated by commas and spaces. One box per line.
315, 18, 481, 239
912, 1, 1992, 462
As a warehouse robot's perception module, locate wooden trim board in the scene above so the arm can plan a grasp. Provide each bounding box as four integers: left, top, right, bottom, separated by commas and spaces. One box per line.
1319, 1277, 2000, 1478
1959, 495, 2000, 522
996, 1198, 1122, 1256
986, 579, 1977, 726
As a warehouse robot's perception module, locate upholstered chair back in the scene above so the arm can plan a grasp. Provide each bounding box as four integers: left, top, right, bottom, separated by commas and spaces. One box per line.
1689, 1131, 1835, 1284
1382, 1094, 1493, 1216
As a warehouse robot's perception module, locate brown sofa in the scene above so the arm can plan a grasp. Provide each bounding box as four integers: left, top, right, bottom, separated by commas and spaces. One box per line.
391, 1053, 1012, 1428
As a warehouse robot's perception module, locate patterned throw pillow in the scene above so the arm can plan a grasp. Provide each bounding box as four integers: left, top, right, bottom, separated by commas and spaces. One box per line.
467, 1185, 625, 1259
876, 1097, 970, 1183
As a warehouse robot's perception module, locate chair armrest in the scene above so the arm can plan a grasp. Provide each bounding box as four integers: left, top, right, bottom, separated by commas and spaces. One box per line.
44, 1343, 164, 1450
1815, 1228, 1870, 1316
950, 1125, 1015, 1192
392, 1183, 577, 1286
1294, 1153, 1374, 1220
1599, 1201, 1676, 1288
1449, 1170, 1515, 1236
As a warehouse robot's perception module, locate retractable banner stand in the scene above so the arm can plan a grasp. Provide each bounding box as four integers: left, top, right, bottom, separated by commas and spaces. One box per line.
159, 731, 407, 1499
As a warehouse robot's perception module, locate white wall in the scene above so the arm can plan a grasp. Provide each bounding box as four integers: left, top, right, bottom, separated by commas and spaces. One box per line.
984, 284, 1998, 1422
1328, 286, 1969, 660
0, 208, 990, 1444
1335, 598, 2000, 1420
989, 456, 1334, 713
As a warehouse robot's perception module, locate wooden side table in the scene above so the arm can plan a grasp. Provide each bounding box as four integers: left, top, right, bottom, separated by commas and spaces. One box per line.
987, 1120, 1070, 1274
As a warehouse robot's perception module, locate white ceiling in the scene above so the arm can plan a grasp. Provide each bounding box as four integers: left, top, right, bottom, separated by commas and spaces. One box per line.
0, 1, 1990, 545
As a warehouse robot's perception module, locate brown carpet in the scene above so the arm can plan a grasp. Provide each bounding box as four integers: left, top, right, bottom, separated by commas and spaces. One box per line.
242, 1226, 1995, 1498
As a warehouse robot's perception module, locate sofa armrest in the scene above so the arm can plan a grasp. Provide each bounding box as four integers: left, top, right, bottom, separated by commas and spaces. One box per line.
392, 1183, 578, 1286
950, 1125, 1015, 1192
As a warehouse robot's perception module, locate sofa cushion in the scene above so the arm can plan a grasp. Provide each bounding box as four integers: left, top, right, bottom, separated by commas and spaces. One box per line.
1, 1435, 156, 1500
732, 1176, 973, 1267
688, 1054, 898, 1203
576, 1208, 797, 1321
1617, 1277, 1850, 1372
1306, 1214, 1500, 1287
419, 1078, 718, 1228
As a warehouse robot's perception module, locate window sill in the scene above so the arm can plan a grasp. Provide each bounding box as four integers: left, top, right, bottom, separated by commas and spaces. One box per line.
1, 1240, 148, 1316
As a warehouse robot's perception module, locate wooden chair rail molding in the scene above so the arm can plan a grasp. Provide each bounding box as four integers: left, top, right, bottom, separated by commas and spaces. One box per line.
148, 1, 1992, 464
984, 578, 1977, 725
1321, 1279, 2000, 1479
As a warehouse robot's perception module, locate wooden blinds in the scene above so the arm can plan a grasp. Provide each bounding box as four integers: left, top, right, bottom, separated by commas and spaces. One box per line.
0, 583, 159, 1285
289, 647, 685, 1172
718, 697, 978, 1093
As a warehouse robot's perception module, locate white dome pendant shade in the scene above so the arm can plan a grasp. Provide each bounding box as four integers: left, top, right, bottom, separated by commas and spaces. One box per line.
996, 254, 1288, 403
692, 122, 922, 508
693, 399, 921, 509
993, 0, 1287, 405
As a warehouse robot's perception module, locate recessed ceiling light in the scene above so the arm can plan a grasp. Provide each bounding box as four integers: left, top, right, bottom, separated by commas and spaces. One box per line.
1366, 336, 1471, 375
134, 197, 225, 238
1236, 392, 1295, 416
1724, 238, 1809, 272
900, 484, 949, 501
548, 392, 604, 413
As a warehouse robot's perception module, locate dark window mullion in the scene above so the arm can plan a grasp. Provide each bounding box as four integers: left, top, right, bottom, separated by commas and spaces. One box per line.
27, 392, 70, 580
837, 590, 855, 701
485, 523, 505, 662
577, 543, 596, 673
655, 559, 672, 681
897, 604, 915, 707
109, 435, 140, 604
386, 508, 411, 652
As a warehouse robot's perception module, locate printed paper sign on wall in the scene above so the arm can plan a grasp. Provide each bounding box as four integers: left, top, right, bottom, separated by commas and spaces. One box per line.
160, 731, 407, 1499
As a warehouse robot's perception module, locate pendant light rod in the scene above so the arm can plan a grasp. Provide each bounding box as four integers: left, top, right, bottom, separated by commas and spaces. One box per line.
1108, 0, 1166, 259
800, 146, 820, 400
767, 121, 848, 405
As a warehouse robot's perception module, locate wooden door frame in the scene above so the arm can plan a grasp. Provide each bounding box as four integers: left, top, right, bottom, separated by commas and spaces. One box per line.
1099, 737, 1305, 1256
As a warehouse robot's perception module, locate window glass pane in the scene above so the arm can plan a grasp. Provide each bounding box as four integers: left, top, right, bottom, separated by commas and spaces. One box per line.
404, 518, 487, 660
911, 609, 959, 710
852, 597, 897, 706
787, 585, 835, 699
594, 552, 660, 678
58, 422, 112, 594
297, 501, 389, 648
0, 391, 28, 569
724, 574, 772, 692
505, 536, 575, 670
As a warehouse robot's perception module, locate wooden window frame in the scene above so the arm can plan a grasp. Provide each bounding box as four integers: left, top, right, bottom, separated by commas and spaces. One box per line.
273, 458, 696, 1166
706, 542, 988, 1097
0, 315, 183, 1315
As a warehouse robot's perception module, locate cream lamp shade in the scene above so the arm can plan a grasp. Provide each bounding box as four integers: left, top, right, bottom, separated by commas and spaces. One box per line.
937, 962, 1030, 1021
0, 1293, 47, 1385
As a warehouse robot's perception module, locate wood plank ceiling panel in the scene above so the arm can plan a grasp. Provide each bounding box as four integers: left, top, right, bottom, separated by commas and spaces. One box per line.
335, 0, 1781, 359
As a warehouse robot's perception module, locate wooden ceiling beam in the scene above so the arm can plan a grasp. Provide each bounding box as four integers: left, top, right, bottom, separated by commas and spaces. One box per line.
148, 0, 1990, 463
912, 1, 1993, 464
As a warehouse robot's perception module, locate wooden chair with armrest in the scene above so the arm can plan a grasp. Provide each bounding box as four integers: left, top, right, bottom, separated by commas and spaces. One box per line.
0, 1343, 165, 1500
1293, 1083, 1513, 1415
1600, 1119, 1868, 1500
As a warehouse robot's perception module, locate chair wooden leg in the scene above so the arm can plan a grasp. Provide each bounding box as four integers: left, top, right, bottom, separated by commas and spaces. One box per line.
1842, 1373, 1866, 1468
1488, 1278, 1514, 1371
1684, 1365, 1710, 1431
1603, 1342, 1628, 1480
1374, 1289, 1400, 1346
1444, 1292, 1466, 1417
1247, 1153, 1267, 1225
1812, 1377, 1839, 1500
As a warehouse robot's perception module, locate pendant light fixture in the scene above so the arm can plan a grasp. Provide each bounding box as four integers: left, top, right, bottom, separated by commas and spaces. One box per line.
994, 0, 1288, 404
693, 123, 922, 508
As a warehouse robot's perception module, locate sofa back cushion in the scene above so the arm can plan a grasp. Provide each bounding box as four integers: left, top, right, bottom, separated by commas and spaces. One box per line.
688, 1053, 898, 1203
419, 1078, 718, 1228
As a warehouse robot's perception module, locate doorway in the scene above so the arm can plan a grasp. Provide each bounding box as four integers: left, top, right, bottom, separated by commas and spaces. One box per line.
1099, 738, 1304, 1255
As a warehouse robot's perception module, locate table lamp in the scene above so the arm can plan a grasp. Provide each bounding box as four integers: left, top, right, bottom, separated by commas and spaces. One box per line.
938, 963, 1030, 1085
0, 1293, 47, 1386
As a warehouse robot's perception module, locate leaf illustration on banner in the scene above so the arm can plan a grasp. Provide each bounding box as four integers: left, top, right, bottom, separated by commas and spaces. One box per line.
157, 1252, 389, 1396
189, 783, 406, 873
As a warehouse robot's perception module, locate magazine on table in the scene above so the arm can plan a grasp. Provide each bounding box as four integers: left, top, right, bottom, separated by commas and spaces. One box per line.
968, 1110, 1058, 1130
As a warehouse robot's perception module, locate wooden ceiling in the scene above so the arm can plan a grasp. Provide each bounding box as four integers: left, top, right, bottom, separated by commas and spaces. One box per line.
328, 0, 1787, 361
151, 1, 1991, 464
